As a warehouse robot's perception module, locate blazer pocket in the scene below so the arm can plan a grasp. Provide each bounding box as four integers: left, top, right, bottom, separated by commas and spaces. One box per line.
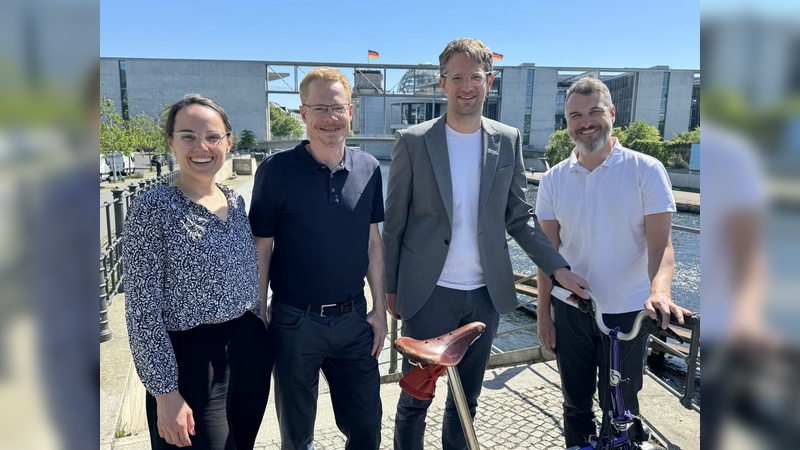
401, 241, 416, 255
496, 163, 512, 172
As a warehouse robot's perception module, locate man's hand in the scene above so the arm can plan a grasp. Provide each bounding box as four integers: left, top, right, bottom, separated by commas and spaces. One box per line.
366, 309, 388, 358
537, 314, 557, 356
386, 293, 400, 320
643, 292, 692, 330
155, 390, 195, 447
552, 267, 590, 299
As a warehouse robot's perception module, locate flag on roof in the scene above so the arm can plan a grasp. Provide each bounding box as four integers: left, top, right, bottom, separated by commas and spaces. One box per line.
368, 50, 379, 59
492, 52, 504, 61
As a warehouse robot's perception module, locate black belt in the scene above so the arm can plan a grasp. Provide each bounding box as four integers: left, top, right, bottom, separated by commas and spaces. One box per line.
313, 301, 353, 317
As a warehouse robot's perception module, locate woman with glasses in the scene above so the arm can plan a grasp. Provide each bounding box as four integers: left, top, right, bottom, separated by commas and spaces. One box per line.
123, 94, 274, 449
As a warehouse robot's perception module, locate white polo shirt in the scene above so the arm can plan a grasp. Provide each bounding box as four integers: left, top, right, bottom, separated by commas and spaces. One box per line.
535, 139, 675, 313
437, 124, 485, 290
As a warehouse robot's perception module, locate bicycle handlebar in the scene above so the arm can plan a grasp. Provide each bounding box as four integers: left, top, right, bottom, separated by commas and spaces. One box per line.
550, 286, 699, 341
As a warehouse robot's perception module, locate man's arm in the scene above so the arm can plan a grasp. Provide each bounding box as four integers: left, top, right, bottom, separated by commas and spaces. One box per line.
536, 219, 561, 356
382, 131, 413, 319
505, 130, 589, 297
254, 237, 274, 323
642, 212, 691, 329
366, 223, 388, 357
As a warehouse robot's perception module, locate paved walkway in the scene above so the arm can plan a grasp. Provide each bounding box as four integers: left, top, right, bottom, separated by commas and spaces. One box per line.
103, 292, 699, 449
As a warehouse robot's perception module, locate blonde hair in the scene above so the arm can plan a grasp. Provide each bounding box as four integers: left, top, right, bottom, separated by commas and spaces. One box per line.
299, 67, 352, 104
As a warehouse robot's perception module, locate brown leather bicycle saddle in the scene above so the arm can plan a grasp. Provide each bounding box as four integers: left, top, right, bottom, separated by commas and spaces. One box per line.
394, 322, 486, 367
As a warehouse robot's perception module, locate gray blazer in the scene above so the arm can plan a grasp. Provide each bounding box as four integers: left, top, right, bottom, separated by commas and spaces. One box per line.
383, 114, 568, 320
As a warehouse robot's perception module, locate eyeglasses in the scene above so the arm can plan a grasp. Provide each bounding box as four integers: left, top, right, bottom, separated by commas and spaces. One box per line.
170, 131, 230, 148
302, 103, 351, 116
440, 71, 493, 86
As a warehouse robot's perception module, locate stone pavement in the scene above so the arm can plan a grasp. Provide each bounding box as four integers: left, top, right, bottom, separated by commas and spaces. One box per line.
103, 289, 699, 450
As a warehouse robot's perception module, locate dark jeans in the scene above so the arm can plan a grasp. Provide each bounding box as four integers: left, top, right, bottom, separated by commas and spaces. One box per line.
271, 294, 382, 450
146, 311, 274, 450
394, 286, 500, 450
552, 300, 648, 448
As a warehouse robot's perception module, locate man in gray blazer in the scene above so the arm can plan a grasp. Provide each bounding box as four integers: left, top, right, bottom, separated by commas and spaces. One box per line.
383, 37, 590, 450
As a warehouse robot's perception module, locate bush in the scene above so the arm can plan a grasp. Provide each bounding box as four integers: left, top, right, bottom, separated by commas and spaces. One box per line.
628, 139, 667, 164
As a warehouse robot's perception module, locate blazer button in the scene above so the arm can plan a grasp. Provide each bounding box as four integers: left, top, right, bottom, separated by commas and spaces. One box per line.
444, 239, 450, 245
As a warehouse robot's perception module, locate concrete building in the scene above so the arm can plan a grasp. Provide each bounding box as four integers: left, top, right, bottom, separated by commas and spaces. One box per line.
100, 57, 699, 159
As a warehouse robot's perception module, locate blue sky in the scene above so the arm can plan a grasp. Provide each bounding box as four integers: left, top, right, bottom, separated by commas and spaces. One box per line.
101, 0, 699, 69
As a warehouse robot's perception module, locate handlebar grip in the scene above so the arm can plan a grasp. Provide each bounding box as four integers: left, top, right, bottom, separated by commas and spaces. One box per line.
655, 311, 699, 327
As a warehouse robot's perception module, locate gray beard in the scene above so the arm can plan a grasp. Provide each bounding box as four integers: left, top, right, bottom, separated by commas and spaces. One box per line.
575, 132, 609, 155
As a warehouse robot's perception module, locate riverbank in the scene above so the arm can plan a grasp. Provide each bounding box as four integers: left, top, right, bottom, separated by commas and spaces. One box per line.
526, 172, 701, 213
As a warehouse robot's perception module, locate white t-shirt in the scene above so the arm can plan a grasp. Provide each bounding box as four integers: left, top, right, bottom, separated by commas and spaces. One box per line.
536, 139, 676, 313
437, 125, 485, 290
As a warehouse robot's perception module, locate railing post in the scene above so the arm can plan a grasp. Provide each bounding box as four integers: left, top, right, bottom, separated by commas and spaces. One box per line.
100, 261, 113, 343
389, 318, 399, 374
111, 187, 126, 294
127, 183, 139, 201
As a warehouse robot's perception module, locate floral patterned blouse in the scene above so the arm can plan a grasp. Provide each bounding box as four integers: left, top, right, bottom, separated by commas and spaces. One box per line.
122, 184, 260, 396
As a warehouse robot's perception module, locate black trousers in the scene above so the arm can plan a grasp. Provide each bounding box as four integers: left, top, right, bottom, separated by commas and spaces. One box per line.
552, 300, 648, 448
146, 312, 275, 450
270, 294, 382, 450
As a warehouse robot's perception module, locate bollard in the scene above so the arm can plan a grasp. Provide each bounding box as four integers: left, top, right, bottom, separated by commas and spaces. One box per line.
100, 262, 113, 343
111, 187, 126, 294
127, 183, 138, 201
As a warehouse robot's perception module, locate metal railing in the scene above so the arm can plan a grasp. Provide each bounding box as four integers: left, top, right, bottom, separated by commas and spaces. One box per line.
99, 170, 180, 342
382, 223, 701, 411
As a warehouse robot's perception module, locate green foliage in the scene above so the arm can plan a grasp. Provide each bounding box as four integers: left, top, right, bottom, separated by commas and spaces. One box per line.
670, 126, 700, 143
619, 120, 661, 147
269, 104, 303, 138
544, 128, 573, 167
628, 139, 667, 163
100, 95, 166, 156
238, 129, 258, 148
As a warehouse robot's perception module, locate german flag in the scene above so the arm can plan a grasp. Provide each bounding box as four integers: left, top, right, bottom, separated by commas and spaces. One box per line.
368, 50, 379, 60
492, 52, 504, 61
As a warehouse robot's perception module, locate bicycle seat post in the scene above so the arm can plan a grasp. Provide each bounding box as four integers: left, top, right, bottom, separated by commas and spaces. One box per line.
447, 365, 480, 450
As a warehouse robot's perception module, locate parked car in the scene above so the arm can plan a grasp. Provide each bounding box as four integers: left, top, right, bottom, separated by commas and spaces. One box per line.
105, 153, 135, 177
100, 156, 111, 182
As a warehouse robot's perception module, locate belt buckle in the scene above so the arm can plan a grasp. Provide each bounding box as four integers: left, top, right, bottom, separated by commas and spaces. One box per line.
319, 303, 338, 317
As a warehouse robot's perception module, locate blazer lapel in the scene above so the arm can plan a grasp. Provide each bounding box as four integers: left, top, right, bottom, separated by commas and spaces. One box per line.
425, 116, 453, 224
478, 122, 501, 211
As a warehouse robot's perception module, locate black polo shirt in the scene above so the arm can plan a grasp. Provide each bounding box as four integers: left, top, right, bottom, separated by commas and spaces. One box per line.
249, 141, 384, 306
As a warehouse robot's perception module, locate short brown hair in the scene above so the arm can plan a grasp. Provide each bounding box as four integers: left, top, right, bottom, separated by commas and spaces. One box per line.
299, 67, 352, 104
439, 37, 493, 75
162, 94, 231, 145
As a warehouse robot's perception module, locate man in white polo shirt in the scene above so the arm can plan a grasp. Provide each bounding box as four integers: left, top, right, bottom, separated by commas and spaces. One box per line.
535, 77, 693, 448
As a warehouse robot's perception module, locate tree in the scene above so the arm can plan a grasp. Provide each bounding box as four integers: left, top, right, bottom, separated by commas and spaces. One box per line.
670, 126, 700, 143
269, 104, 303, 138
100, 95, 165, 155
544, 128, 573, 167
619, 120, 661, 147
238, 129, 258, 148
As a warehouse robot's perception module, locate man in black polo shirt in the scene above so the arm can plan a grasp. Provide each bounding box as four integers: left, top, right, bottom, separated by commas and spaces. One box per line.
249, 67, 387, 450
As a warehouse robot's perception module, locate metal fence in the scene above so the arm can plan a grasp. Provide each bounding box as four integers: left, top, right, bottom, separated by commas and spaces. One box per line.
100, 171, 180, 342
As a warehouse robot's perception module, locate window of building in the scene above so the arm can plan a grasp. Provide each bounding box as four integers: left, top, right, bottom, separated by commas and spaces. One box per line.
658, 72, 670, 136
118, 60, 129, 121
523, 69, 534, 145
